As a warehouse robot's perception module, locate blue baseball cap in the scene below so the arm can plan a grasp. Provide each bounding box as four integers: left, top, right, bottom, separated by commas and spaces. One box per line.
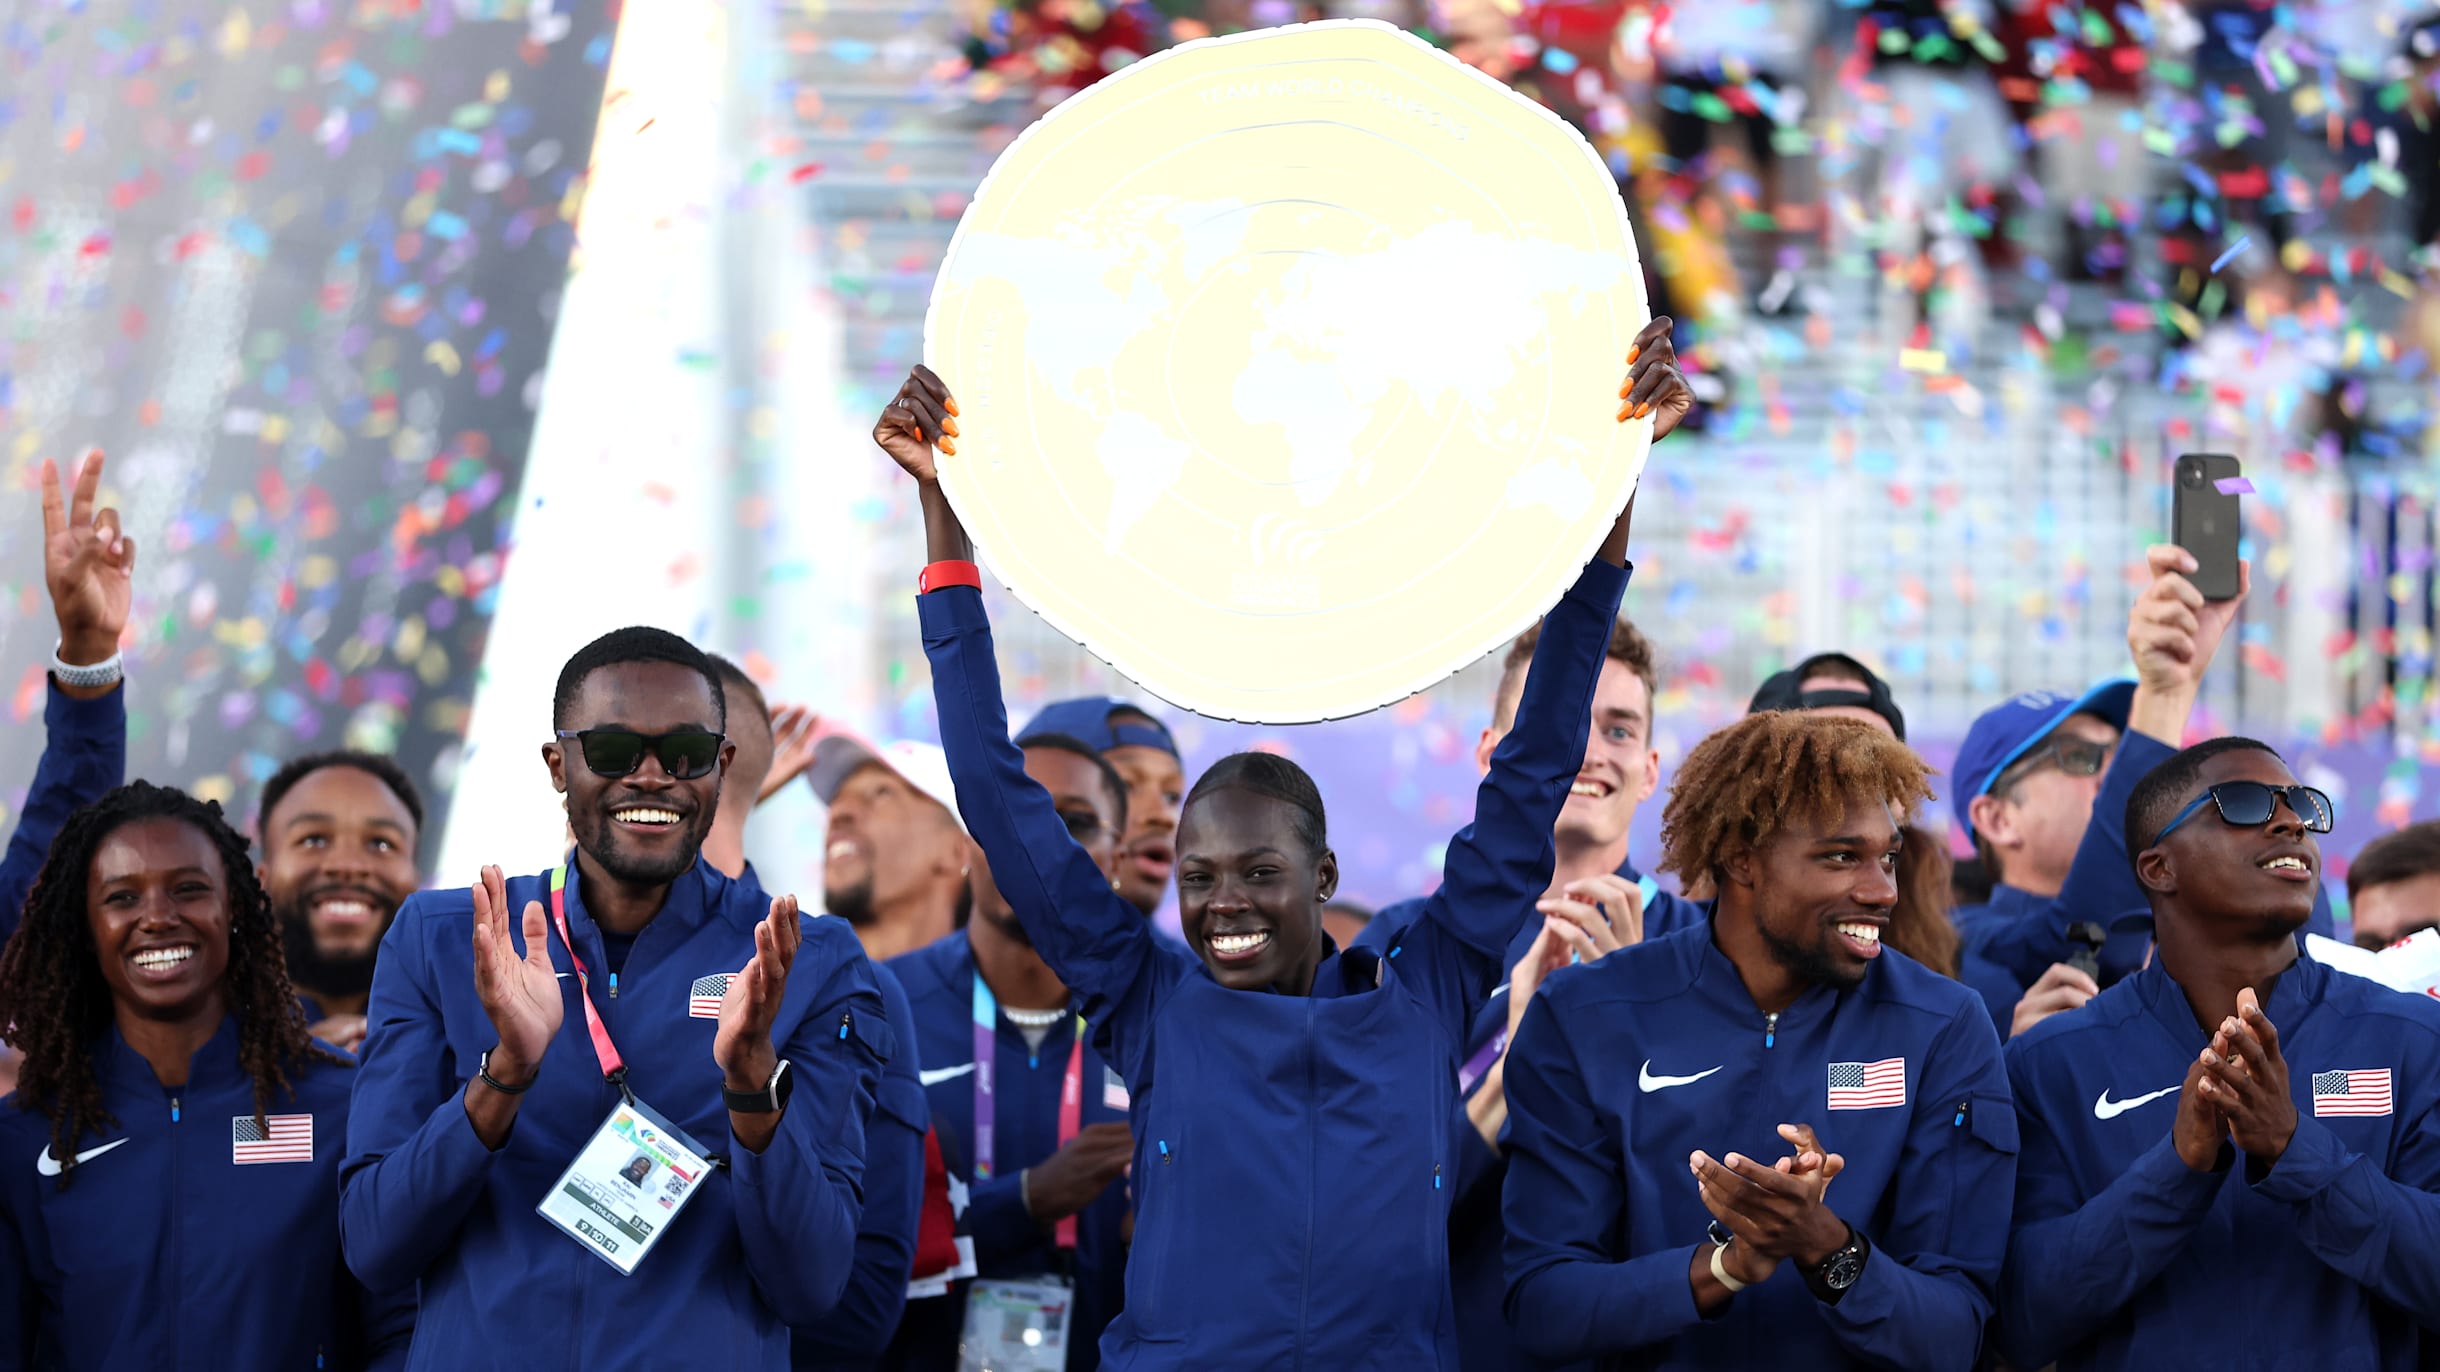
1950, 680, 2138, 832
1018, 696, 1180, 758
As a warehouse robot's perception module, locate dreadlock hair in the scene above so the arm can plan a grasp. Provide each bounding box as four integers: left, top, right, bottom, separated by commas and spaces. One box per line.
1185, 752, 1329, 859
1660, 713, 1935, 891
0, 781, 339, 1188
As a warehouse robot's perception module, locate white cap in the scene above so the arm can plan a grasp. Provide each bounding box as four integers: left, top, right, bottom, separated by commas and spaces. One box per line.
806, 733, 966, 834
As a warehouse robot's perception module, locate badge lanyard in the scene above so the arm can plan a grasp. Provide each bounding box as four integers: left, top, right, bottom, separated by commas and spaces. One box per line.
970, 970, 1085, 1250
532, 853, 719, 1276
549, 857, 630, 1095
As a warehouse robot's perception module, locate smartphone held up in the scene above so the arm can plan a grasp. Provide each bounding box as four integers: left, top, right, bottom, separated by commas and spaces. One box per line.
2172, 454, 2244, 602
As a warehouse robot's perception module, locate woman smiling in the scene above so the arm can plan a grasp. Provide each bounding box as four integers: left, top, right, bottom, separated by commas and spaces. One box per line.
0, 781, 411, 1370
872, 320, 1694, 1369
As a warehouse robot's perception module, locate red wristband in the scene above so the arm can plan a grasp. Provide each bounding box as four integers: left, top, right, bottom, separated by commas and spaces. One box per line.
919, 560, 982, 594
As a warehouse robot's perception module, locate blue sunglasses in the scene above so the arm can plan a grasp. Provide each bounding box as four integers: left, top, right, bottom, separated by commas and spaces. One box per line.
2154, 781, 2334, 844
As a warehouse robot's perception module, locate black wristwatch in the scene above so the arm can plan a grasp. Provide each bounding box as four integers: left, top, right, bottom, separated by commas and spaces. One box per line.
721, 1059, 795, 1115
1800, 1225, 1870, 1304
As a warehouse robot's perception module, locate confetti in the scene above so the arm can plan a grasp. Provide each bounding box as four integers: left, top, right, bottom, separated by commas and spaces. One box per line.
2209, 236, 2252, 275
2215, 477, 2256, 495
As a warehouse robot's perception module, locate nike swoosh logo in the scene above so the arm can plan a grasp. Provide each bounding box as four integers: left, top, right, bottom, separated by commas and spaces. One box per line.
919, 1063, 977, 1086
36, 1138, 129, 1177
1638, 1061, 1724, 1093
2094, 1085, 2180, 1120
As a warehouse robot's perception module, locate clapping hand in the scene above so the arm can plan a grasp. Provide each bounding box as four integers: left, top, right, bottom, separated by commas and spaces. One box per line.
716, 894, 803, 1094
1693, 1122, 1851, 1283
2196, 987, 2298, 1163
470, 865, 564, 1082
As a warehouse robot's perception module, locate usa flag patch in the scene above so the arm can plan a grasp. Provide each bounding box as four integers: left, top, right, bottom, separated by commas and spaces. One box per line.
2312, 1069, 2393, 1117
689, 973, 733, 1019
231, 1113, 314, 1164
1826, 1058, 1907, 1110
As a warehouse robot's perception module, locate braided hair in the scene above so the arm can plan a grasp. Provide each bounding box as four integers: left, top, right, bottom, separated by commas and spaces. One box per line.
0, 781, 340, 1186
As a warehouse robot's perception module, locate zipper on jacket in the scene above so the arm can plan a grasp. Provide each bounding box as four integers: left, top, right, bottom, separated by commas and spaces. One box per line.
1953, 1100, 1967, 1128
610, 920, 652, 998
1763, 1012, 1778, 1049
1433, 1162, 1443, 1191
169, 1093, 181, 1123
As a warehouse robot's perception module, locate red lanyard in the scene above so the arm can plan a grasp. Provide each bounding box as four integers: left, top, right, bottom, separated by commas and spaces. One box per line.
549, 860, 629, 1086
971, 970, 1086, 1250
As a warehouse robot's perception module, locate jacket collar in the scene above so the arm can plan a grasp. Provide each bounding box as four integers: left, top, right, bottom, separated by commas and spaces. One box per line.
2135, 932, 2322, 1049
100, 1013, 243, 1094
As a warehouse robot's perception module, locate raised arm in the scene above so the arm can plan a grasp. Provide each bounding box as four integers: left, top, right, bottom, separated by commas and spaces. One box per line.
882, 366, 1180, 1079
0, 453, 135, 945
1390, 319, 1682, 1042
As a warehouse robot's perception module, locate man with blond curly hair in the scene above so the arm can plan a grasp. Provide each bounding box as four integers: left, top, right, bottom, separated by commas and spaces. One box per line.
1500, 712, 2016, 1370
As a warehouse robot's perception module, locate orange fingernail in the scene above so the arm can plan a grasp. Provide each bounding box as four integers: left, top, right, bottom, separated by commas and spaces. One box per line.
940, 438, 958, 456
1627, 345, 1641, 364
945, 397, 961, 417
912, 426, 924, 442
1618, 383, 1632, 399
1616, 406, 1632, 422
944, 418, 961, 438
1635, 402, 1651, 418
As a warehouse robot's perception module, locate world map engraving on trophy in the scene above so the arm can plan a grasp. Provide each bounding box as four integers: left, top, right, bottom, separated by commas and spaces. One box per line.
928, 21, 1649, 722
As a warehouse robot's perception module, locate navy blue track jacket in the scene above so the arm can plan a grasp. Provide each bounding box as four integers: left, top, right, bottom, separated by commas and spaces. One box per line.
921, 557, 1629, 1370
341, 859, 888, 1370
792, 950, 928, 1371
0, 682, 126, 946
0, 1020, 411, 1370
884, 929, 1131, 1371
1357, 862, 1706, 1372
1502, 921, 2018, 1370
2000, 944, 2440, 1371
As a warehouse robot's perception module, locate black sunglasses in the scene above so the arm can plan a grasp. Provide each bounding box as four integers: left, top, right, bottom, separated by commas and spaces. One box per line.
2154, 781, 2335, 843
2001, 736, 2112, 789
555, 729, 726, 780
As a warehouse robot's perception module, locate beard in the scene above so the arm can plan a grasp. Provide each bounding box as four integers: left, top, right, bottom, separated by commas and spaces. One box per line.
1760, 917, 1868, 992
276, 900, 387, 1000
827, 877, 876, 925
574, 806, 711, 888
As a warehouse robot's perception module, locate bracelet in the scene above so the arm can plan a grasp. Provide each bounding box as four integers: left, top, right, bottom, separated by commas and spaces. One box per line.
477, 1047, 535, 1096
49, 642, 123, 690
1709, 1240, 1749, 1294
919, 560, 982, 594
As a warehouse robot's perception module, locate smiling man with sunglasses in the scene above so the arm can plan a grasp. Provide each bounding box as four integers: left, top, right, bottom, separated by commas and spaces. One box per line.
1953, 546, 2336, 1037
342, 627, 894, 1372
1998, 737, 2440, 1371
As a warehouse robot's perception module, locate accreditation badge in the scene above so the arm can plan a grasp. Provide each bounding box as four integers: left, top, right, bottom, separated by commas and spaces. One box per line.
958, 1276, 1072, 1372
536, 1094, 717, 1275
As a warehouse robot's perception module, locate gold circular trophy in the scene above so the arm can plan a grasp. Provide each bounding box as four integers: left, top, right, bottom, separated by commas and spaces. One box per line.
927, 19, 1650, 723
